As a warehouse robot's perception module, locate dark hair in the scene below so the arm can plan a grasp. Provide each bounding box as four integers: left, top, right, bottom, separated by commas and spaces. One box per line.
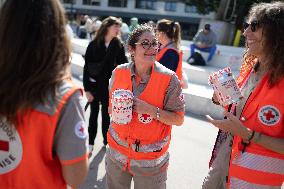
94, 16, 122, 45
248, 1, 284, 86
0, 0, 71, 124
156, 19, 181, 49
127, 23, 155, 49
204, 24, 211, 30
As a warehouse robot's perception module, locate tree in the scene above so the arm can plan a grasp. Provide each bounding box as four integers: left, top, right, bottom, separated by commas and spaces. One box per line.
182, 0, 221, 14
182, 0, 274, 29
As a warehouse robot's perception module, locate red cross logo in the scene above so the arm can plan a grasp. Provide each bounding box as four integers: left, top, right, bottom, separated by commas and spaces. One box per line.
79, 126, 85, 134
0, 139, 9, 152
138, 113, 152, 124
258, 105, 280, 126
264, 110, 275, 121
141, 114, 150, 120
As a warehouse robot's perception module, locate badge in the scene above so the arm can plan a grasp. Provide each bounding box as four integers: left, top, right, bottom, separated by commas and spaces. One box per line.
0, 119, 23, 174
74, 121, 88, 139
138, 114, 153, 124
258, 105, 281, 126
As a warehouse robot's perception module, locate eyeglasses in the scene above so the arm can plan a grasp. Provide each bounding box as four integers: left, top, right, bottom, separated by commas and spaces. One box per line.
243, 21, 260, 32
135, 39, 160, 50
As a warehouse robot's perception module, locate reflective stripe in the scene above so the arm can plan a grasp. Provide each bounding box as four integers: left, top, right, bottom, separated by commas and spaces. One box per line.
109, 125, 128, 148
230, 177, 281, 189
107, 146, 169, 168
131, 136, 169, 152
109, 125, 170, 152
232, 152, 284, 175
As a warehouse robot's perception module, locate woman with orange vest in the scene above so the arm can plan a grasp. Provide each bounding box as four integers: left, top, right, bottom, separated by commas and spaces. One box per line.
202, 54, 257, 189
0, 0, 89, 188
105, 24, 185, 189
156, 19, 187, 88
206, 2, 284, 188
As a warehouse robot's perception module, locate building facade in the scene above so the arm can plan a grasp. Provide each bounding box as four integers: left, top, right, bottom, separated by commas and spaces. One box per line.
61, 0, 215, 39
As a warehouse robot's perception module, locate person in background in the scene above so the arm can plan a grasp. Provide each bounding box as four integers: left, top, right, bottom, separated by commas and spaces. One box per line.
129, 17, 138, 32
83, 16, 128, 156
105, 24, 185, 189
120, 22, 130, 42
84, 15, 93, 39
0, 0, 89, 188
206, 2, 284, 188
156, 19, 187, 89
190, 24, 217, 62
90, 19, 102, 40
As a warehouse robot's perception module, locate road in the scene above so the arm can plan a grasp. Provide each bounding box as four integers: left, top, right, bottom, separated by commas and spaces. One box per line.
73, 77, 219, 189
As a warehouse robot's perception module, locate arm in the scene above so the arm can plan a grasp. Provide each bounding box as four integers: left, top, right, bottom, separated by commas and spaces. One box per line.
133, 98, 184, 126
54, 91, 89, 187
62, 160, 88, 189
83, 42, 94, 92
133, 74, 185, 126
206, 111, 284, 154
193, 31, 201, 44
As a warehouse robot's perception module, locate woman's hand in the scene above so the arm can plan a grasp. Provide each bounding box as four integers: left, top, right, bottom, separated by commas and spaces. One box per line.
85, 92, 94, 102
133, 97, 155, 117
206, 111, 251, 140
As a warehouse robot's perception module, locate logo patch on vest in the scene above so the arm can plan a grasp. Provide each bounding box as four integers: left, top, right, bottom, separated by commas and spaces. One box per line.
138, 114, 153, 124
74, 121, 88, 139
258, 105, 280, 126
0, 119, 23, 174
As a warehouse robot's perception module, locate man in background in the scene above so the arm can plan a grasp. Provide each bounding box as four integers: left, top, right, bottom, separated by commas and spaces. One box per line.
190, 24, 217, 63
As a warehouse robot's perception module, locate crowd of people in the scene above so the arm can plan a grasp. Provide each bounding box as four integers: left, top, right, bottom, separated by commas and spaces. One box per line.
0, 0, 283, 189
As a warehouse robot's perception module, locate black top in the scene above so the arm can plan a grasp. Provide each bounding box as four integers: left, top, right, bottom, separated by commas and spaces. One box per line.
83, 37, 128, 101
158, 49, 179, 72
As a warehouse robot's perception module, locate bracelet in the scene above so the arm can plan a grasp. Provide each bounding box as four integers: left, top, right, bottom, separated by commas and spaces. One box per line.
247, 130, 255, 142
156, 107, 160, 120
241, 130, 255, 153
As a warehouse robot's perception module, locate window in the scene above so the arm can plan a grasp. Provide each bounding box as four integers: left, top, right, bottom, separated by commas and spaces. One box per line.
108, 0, 127, 7
185, 4, 197, 13
62, 0, 75, 4
83, 0, 100, 6
135, 0, 157, 10
165, 2, 176, 12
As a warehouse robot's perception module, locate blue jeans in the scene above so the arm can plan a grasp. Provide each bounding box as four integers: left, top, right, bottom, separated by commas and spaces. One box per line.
190, 44, 217, 62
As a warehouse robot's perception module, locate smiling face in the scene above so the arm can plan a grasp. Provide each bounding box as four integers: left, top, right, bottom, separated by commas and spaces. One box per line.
129, 31, 159, 68
243, 17, 265, 58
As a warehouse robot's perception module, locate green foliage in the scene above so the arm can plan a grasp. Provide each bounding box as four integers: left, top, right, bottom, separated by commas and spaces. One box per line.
181, 0, 276, 28
181, 0, 221, 14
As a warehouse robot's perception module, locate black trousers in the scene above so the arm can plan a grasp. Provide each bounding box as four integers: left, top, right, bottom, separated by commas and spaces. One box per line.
88, 98, 110, 145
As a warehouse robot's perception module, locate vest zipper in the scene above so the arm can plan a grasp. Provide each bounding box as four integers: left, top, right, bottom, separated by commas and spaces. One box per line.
134, 139, 140, 152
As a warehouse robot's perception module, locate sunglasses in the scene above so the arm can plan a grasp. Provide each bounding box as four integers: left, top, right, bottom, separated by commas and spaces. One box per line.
135, 39, 160, 50
243, 21, 260, 32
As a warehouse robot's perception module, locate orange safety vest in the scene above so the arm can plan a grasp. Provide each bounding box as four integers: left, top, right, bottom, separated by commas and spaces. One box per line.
107, 63, 173, 168
156, 47, 183, 81
0, 83, 82, 189
228, 75, 284, 188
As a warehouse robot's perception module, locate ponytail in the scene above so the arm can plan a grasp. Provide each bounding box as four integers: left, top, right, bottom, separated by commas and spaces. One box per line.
157, 19, 181, 49
172, 22, 181, 50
